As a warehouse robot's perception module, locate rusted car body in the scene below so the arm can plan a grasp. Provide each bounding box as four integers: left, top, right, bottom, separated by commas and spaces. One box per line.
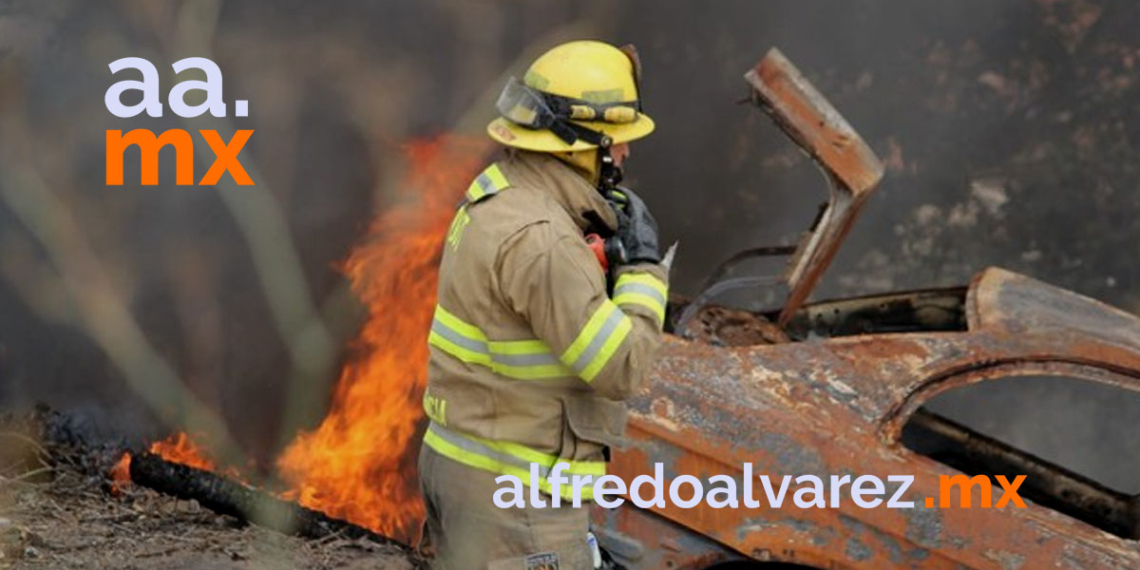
590, 50, 1140, 569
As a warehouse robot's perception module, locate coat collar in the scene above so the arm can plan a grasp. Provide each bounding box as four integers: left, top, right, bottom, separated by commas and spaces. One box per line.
504, 150, 618, 233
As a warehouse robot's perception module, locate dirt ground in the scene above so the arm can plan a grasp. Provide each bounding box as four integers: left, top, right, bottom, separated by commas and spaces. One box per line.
0, 464, 414, 570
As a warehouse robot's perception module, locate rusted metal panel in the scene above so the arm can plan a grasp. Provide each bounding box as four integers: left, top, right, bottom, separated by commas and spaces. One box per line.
596, 268, 1140, 569
744, 48, 885, 326
967, 266, 1140, 352
746, 48, 884, 194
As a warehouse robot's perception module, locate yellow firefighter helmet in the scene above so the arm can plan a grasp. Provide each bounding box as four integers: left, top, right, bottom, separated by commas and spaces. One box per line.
487, 40, 656, 152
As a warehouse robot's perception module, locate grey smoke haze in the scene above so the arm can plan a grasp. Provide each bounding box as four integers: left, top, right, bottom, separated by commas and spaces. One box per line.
0, 1, 1137, 491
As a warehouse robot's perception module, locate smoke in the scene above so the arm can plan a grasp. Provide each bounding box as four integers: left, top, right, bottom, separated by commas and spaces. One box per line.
0, 0, 1138, 490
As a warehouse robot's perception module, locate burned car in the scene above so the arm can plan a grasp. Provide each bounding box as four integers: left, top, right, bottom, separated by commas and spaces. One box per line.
591, 50, 1140, 570
39, 46, 1138, 570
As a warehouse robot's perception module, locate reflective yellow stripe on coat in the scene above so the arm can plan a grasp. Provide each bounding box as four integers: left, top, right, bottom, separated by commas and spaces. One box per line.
428, 301, 636, 383
428, 305, 573, 380
612, 272, 668, 326
559, 300, 632, 382
422, 422, 604, 500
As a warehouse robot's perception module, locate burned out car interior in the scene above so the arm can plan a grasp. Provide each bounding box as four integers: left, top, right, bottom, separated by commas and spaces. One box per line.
644, 48, 1140, 555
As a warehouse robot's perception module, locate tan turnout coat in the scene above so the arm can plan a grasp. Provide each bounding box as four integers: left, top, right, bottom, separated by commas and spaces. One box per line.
421, 150, 668, 499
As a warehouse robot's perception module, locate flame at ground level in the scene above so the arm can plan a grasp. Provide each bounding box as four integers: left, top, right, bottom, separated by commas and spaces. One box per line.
150, 432, 221, 472
110, 453, 131, 487
108, 136, 490, 542
275, 136, 491, 541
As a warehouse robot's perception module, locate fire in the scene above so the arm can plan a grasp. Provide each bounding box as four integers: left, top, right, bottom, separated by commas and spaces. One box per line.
110, 452, 131, 487
275, 135, 490, 541
145, 432, 248, 482
149, 432, 219, 472
107, 433, 218, 489
105, 136, 489, 542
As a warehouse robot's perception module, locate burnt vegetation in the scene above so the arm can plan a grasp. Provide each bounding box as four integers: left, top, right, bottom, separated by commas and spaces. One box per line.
0, 408, 420, 569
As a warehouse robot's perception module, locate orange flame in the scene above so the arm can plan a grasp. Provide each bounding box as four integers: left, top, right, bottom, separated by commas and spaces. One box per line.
104, 136, 490, 540
108, 432, 247, 491
275, 135, 490, 541
149, 432, 220, 471
110, 452, 132, 490
107, 434, 216, 490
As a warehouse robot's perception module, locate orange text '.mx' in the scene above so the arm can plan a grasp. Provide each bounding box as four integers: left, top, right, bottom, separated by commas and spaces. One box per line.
105, 129, 254, 186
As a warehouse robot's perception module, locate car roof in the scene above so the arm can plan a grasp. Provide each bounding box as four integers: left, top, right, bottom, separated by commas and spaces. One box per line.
967, 266, 1140, 354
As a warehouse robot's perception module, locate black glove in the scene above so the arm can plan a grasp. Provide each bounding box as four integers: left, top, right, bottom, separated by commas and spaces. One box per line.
608, 187, 660, 265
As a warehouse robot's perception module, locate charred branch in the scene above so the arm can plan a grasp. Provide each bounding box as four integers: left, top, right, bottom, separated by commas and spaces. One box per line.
129, 452, 423, 563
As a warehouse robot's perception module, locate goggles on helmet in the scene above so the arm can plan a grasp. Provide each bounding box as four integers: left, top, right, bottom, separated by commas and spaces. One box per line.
495, 76, 641, 148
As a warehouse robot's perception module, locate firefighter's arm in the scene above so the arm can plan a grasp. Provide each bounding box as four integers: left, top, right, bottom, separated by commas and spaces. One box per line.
498, 223, 668, 400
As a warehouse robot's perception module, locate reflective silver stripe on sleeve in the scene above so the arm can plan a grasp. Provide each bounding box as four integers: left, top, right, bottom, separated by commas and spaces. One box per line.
568, 308, 625, 375
613, 282, 666, 306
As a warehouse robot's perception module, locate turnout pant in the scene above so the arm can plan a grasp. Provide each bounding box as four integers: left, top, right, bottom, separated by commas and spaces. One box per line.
418, 444, 595, 570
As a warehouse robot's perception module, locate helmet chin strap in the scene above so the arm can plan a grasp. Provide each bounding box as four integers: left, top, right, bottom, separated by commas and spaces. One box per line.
543, 115, 624, 196
596, 145, 624, 198
545, 116, 624, 199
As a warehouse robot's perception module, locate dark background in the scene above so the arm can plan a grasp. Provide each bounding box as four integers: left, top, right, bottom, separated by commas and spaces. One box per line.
0, 1, 1137, 491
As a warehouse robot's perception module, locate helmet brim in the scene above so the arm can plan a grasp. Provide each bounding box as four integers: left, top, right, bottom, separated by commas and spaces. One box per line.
487, 114, 655, 152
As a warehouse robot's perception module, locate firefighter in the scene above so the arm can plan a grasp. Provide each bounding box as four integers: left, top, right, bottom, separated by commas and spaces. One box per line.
418, 40, 668, 570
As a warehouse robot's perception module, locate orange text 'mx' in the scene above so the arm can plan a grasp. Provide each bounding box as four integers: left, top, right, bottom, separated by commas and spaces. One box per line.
106, 129, 254, 186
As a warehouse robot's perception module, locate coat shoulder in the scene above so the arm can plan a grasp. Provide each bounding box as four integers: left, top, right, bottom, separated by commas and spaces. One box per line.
466, 181, 579, 248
